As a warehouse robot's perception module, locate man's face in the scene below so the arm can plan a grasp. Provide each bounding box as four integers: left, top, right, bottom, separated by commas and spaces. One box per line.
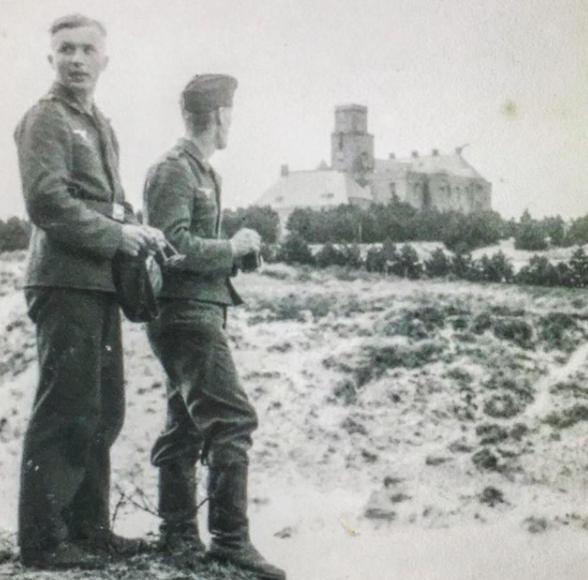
48, 25, 108, 95
215, 107, 233, 150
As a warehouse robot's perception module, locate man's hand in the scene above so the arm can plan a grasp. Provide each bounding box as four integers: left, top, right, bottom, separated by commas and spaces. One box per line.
119, 224, 167, 257
230, 228, 261, 258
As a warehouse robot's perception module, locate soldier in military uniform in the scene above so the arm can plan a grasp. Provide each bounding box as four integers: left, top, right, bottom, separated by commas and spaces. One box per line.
14, 14, 165, 569
144, 74, 286, 580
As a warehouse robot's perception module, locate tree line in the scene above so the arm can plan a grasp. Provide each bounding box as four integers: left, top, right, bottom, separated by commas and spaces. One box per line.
286, 202, 588, 251
3, 202, 588, 255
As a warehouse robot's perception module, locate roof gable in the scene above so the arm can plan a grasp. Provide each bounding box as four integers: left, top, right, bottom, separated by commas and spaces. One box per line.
375, 153, 485, 180
256, 170, 371, 208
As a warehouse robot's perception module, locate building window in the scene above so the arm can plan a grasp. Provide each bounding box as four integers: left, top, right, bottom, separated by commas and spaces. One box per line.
275, 196, 284, 203
389, 182, 396, 197
321, 192, 335, 200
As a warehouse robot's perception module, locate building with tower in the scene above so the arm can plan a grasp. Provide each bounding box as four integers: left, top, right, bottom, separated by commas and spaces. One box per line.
256, 104, 492, 233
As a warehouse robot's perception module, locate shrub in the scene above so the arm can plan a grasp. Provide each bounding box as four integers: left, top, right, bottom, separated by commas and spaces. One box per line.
538, 312, 579, 350
381, 238, 398, 269
389, 244, 423, 279
286, 205, 366, 243
516, 256, 562, 286
424, 247, 451, 277
366, 246, 386, 272
315, 243, 347, 268
351, 341, 444, 386
544, 405, 588, 429
254, 292, 334, 322
341, 244, 363, 269
275, 234, 314, 265
566, 247, 588, 288
564, 215, 588, 246
515, 226, 548, 251
492, 319, 534, 348
541, 216, 566, 246
514, 211, 548, 251
441, 211, 503, 252
478, 251, 514, 283
0, 217, 31, 252
286, 208, 316, 242
451, 252, 477, 281
554, 262, 573, 287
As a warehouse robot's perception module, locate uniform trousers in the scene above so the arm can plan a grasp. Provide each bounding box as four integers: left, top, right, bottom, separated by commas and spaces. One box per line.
19, 288, 124, 553
148, 300, 258, 478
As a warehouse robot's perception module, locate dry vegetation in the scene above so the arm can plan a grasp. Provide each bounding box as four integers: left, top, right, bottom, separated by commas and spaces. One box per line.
0, 256, 587, 578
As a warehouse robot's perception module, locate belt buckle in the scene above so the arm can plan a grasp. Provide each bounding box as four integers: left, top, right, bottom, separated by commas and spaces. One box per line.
111, 202, 125, 222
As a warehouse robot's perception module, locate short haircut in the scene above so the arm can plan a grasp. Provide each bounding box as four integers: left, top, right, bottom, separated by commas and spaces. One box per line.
49, 14, 107, 37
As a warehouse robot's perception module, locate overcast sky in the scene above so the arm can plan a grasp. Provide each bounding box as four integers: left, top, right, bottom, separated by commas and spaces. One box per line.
0, 0, 586, 220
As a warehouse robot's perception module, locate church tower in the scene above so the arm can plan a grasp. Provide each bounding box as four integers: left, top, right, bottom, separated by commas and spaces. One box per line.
331, 104, 374, 184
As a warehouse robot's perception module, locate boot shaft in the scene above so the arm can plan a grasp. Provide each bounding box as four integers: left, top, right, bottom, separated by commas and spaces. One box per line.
159, 459, 197, 521
207, 462, 249, 543
159, 460, 205, 555
206, 462, 286, 579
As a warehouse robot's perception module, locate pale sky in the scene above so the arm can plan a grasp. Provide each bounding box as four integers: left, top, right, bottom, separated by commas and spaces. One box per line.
0, 0, 587, 220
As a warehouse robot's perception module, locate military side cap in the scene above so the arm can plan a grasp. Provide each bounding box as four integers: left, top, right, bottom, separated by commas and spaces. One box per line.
182, 74, 238, 113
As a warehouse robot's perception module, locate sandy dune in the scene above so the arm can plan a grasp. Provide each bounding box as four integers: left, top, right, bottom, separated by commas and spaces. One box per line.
0, 254, 587, 579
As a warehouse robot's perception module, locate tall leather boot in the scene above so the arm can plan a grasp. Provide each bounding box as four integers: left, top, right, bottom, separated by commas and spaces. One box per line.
159, 459, 205, 558
207, 462, 286, 580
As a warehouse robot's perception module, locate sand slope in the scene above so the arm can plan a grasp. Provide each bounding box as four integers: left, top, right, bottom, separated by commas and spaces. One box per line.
0, 254, 587, 579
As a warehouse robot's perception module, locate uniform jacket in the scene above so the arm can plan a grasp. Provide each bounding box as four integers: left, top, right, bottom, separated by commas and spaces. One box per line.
14, 83, 129, 292
144, 138, 242, 305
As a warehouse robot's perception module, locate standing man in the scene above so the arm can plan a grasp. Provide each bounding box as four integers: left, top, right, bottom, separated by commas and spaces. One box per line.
15, 14, 164, 569
144, 74, 286, 580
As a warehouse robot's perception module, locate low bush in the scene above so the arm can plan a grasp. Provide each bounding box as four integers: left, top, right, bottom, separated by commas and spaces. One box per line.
515, 256, 563, 287
544, 405, 588, 429
566, 247, 588, 288
538, 312, 579, 351
424, 248, 451, 278
275, 234, 314, 265
389, 244, 423, 279
450, 252, 478, 281
342, 244, 363, 269
0, 217, 31, 252
366, 246, 386, 272
315, 243, 347, 268
254, 292, 334, 322
268, 232, 588, 291
477, 251, 514, 283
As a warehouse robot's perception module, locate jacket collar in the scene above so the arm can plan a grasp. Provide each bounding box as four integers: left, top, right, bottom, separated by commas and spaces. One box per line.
48, 82, 97, 117
178, 138, 216, 174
